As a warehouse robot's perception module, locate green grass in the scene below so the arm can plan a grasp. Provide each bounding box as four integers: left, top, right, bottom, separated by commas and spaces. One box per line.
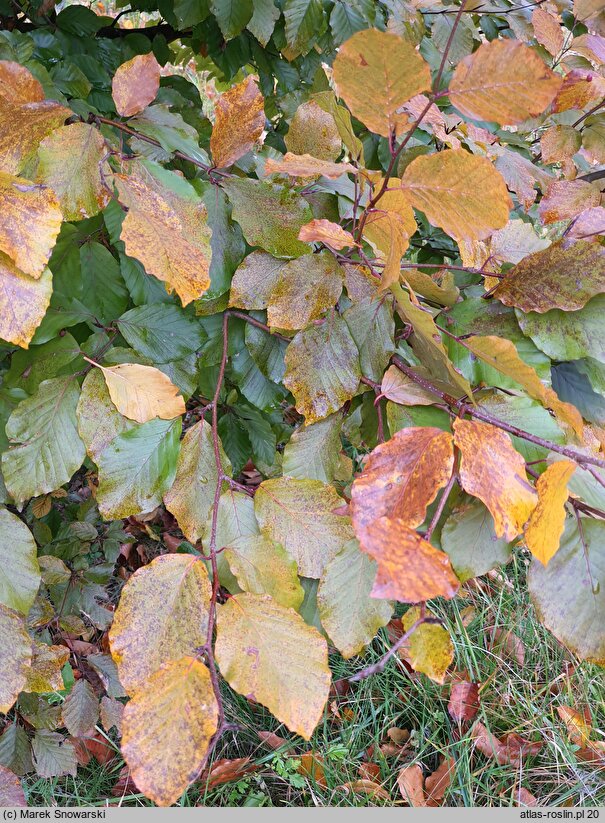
24, 550, 605, 808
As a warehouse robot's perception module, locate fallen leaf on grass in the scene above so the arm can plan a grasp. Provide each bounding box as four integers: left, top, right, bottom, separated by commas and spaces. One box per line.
298, 752, 326, 787
202, 757, 258, 789
471, 722, 543, 766
425, 757, 455, 806
340, 779, 390, 800
448, 681, 480, 724
397, 764, 426, 806
557, 705, 592, 746
514, 786, 539, 806
358, 762, 381, 781
257, 730, 292, 752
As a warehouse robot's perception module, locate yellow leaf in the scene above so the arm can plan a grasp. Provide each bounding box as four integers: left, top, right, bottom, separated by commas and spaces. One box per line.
449, 39, 562, 125
0, 60, 44, 104
95, 362, 185, 424
0, 172, 62, 278
401, 150, 511, 244
36, 123, 112, 221
116, 162, 211, 306
298, 219, 355, 250
401, 607, 453, 684
356, 516, 460, 603
524, 461, 576, 566
23, 642, 69, 693
557, 704, 592, 746
453, 418, 538, 541
109, 554, 211, 694
332, 29, 431, 138
215, 593, 331, 739
0, 256, 52, 348
351, 427, 454, 531
210, 76, 265, 168
112, 53, 160, 117
0, 604, 32, 713
266, 251, 344, 331
463, 335, 583, 437
223, 535, 304, 610
121, 657, 218, 806
264, 152, 356, 179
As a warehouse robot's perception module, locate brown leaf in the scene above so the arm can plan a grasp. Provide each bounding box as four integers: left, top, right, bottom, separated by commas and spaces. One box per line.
340, 779, 390, 801
202, 757, 258, 789
0, 60, 44, 104
448, 681, 480, 724
471, 722, 542, 766
257, 730, 291, 751
538, 180, 601, 224
491, 628, 526, 666
387, 727, 410, 745
425, 756, 455, 806
397, 764, 426, 806
210, 76, 265, 168
357, 516, 459, 603
351, 427, 454, 532
514, 786, 539, 807
358, 762, 381, 781
0, 765, 26, 806
112, 53, 160, 117
453, 418, 538, 541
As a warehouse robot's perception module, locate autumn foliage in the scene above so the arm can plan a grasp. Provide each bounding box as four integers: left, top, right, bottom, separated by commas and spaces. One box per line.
0, 0, 604, 808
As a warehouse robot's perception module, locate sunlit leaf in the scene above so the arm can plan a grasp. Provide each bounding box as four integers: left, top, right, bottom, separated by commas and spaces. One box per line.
95, 362, 186, 424
524, 460, 576, 566
210, 76, 265, 168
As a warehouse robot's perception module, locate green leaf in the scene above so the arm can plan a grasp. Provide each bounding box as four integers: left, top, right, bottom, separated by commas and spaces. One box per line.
0, 507, 40, 615
528, 517, 605, 664
517, 294, 605, 361
283, 0, 325, 56
210, 0, 253, 38
245, 322, 287, 383
2, 377, 86, 507
203, 185, 246, 299
552, 362, 605, 426
318, 539, 392, 659
117, 304, 205, 364
231, 347, 286, 411
329, 0, 375, 44
4, 334, 80, 396
203, 489, 259, 592
282, 413, 343, 483
248, 0, 280, 45
343, 296, 395, 383
440, 499, 513, 583
255, 476, 354, 578
78, 242, 128, 325
235, 404, 276, 466
222, 178, 313, 259
0, 723, 32, 776
224, 535, 304, 609
284, 315, 361, 424
95, 418, 182, 520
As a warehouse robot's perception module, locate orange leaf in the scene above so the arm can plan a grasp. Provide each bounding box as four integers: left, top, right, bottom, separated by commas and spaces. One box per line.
351, 427, 454, 532
532, 8, 564, 56
357, 516, 459, 603
298, 219, 355, 250
397, 764, 426, 807
401, 151, 511, 244
524, 461, 576, 566
265, 152, 355, 179
340, 779, 390, 800
332, 29, 431, 138
202, 757, 258, 789
425, 757, 455, 806
557, 705, 592, 746
453, 418, 538, 541
112, 53, 160, 117
210, 76, 265, 168
538, 180, 601, 224
449, 39, 561, 125
0, 60, 44, 104
298, 752, 327, 787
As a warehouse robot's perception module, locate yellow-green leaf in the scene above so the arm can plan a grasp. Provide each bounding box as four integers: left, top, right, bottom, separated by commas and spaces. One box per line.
121, 657, 218, 806
224, 535, 304, 609
401, 606, 454, 684
0, 604, 32, 713
36, 123, 112, 221
109, 554, 211, 695
215, 593, 331, 739
0, 507, 40, 615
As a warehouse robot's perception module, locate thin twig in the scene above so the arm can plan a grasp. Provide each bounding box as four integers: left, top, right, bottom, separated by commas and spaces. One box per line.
350, 616, 441, 682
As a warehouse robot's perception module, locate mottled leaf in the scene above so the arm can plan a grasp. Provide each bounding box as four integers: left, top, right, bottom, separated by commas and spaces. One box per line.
112, 53, 160, 117
210, 76, 265, 168
0, 605, 31, 713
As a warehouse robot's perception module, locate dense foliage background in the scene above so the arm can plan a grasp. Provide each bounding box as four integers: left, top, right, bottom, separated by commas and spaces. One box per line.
0, 0, 604, 808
